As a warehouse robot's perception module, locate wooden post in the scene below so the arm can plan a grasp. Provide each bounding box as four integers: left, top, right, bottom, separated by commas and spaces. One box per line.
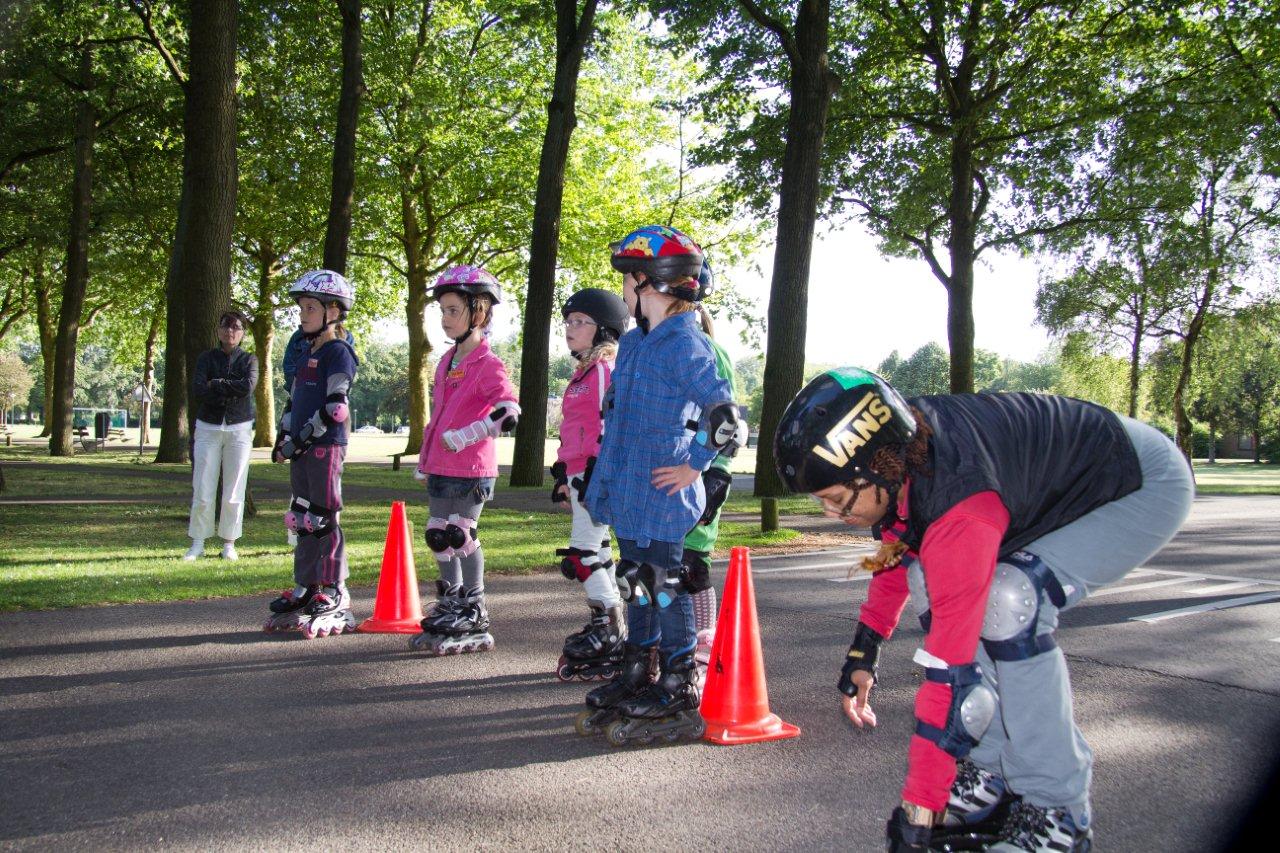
761, 497, 779, 532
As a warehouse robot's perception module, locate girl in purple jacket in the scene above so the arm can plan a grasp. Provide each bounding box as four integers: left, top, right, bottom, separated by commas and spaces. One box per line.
550, 288, 631, 682
410, 266, 520, 656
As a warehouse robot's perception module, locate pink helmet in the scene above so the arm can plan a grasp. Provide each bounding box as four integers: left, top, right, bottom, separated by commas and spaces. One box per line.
429, 265, 502, 304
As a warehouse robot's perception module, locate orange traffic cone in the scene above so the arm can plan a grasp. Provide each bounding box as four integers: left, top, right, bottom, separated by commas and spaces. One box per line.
701, 546, 801, 745
358, 501, 424, 633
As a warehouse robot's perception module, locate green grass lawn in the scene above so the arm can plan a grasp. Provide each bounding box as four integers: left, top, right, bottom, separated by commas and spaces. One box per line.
1191, 460, 1280, 495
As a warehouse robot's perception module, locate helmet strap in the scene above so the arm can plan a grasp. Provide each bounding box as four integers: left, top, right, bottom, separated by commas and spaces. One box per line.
302, 303, 336, 341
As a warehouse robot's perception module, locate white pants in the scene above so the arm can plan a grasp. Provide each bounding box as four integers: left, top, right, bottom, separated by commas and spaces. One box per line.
188, 421, 253, 542
567, 483, 619, 608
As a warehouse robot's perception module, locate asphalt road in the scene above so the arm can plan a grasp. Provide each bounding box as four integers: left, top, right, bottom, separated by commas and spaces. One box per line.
2, 495, 1278, 851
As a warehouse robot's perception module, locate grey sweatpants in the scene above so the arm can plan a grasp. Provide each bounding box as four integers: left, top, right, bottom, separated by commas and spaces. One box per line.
966, 417, 1193, 828
426, 475, 494, 593
290, 443, 348, 587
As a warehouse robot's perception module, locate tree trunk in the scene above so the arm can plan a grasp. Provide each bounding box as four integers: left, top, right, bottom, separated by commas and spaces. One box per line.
752, 0, 835, 496
179, 0, 239, 437
33, 253, 56, 437
511, 0, 599, 487
1206, 419, 1216, 464
945, 123, 977, 394
323, 0, 362, 274
1252, 429, 1260, 464
404, 268, 430, 457
1128, 315, 1143, 418
50, 47, 96, 457
141, 306, 161, 445
250, 261, 277, 447
156, 173, 191, 461
402, 190, 431, 457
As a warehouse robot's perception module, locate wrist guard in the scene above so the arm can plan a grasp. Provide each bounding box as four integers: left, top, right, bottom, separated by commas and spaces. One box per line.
550, 460, 568, 502
838, 621, 884, 696
698, 467, 732, 525
570, 456, 596, 504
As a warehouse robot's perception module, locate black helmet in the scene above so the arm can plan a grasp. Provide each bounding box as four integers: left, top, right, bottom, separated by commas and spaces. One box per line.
562, 287, 630, 346
774, 367, 917, 493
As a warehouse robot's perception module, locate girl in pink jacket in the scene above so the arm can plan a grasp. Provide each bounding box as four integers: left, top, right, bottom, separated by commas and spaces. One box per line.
410, 266, 519, 656
550, 288, 631, 682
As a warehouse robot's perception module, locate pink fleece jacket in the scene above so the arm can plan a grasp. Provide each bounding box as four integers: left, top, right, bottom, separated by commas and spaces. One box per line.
417, 339, 517, 479
556, 358, 612, 476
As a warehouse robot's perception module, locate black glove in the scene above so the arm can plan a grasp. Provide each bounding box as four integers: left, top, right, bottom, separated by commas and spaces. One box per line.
698, 467, 732, 525
570, 456, 596, 505
550, 460, 568, 503
838, 622, 884, 696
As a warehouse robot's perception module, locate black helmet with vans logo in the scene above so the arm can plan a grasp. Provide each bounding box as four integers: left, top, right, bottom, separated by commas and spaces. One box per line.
774, 367, 917, 493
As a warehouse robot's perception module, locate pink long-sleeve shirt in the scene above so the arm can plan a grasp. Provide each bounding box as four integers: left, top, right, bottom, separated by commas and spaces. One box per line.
417, 339, 517, 479
556, 358, 612, 476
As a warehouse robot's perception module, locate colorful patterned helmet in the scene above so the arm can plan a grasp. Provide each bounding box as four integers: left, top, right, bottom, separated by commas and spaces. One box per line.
289, 270, 355, 314
429, 265, 502, 304
774, 367, 918, 493
609, 225, 705, 299
562, 287, 630, 343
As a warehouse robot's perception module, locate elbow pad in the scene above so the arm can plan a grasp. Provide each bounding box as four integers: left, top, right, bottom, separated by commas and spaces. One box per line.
322, 393, 350, 425
697, 401, 747, 457
489, 400, 520, 434
442, 401, 522, 452
320, 373, 352, 426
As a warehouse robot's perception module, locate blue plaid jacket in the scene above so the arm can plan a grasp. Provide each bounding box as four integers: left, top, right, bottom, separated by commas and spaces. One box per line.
586, 311, 734, 545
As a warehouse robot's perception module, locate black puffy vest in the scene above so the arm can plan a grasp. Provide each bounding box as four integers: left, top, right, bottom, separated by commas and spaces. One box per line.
900, 393, 1143, 558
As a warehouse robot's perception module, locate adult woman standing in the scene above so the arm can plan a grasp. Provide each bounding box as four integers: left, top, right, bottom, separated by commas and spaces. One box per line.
185, 310, 259, 561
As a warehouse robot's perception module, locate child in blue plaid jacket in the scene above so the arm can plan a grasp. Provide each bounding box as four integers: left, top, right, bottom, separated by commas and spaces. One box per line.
579, 225, 744, 745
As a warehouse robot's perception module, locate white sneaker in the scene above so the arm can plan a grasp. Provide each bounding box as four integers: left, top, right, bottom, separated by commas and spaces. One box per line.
221, 542, 239, 561
183, 540, 204, 561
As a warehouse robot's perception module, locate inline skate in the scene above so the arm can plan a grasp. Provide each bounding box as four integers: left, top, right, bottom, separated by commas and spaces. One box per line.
409, 585, 494, 655
299, 584, 357, 639
263, 584, 318, 633
556, 602, 625, 682
573, 642, 656, 736
603, 650, 705, 747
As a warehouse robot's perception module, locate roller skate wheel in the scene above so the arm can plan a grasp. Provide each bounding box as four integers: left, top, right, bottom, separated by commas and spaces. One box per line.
690, 718, 707, 739
573, 710, 598, 737
555, 658, 574, 683
604, 720, 630, 748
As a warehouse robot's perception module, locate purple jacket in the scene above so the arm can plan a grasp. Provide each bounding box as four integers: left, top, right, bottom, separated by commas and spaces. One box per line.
417, 339, 517, 479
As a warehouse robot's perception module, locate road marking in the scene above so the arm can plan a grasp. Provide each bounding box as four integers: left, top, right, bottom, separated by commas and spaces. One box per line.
1131, 591, 1280, 623
1125, 568, 1280, 587
1187, 581, 1258, 597
710, 548, 866, 567
827, 573, 875, 584
1090, 577, 1203, 597
754, 558, 875, 576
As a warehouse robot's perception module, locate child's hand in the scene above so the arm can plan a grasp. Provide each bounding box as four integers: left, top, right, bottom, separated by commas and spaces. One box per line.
651, 463, 700, 495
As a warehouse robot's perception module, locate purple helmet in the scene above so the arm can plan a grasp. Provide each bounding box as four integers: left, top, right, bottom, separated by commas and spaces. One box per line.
429, 265, 502, 304
289, 269, 355, 314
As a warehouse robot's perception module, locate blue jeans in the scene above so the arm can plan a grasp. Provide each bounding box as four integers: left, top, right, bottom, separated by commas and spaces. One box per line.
618, 537, 695, 661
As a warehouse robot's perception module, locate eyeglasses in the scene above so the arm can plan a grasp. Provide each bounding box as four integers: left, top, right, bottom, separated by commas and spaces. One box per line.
219, 322, 245, 332
563, 318, 598, 329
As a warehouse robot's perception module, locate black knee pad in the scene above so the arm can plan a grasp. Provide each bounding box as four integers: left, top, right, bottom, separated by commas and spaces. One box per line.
615, 559, 642, 602
426, 527, 451, 553
445, 523, 468, 550
680, 549, 712, 593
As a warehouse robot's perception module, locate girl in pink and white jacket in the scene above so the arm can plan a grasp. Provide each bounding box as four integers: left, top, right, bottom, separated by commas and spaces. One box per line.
411, 266, 519, 656
550, 288, 631, 681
